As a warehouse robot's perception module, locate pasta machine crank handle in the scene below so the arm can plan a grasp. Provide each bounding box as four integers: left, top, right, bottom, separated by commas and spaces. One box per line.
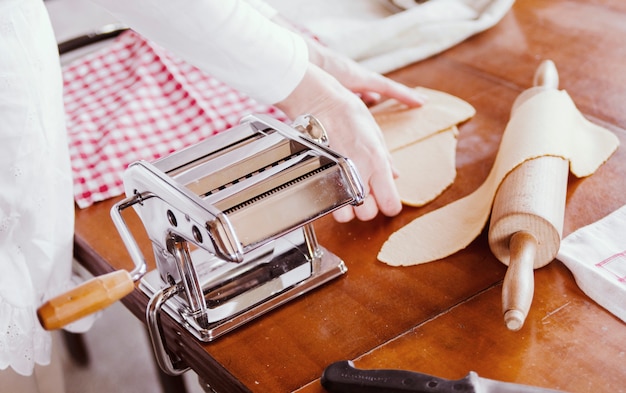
37, 193, 149, 330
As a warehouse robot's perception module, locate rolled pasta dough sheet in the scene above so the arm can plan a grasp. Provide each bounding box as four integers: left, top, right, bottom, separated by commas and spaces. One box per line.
373, 87, 474, 206
378, 89, 619, 266
392, 126, 459, 206
373, 86, 475, 151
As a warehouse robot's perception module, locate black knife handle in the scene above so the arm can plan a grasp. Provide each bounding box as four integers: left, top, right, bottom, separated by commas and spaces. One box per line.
321, 361, 477, 393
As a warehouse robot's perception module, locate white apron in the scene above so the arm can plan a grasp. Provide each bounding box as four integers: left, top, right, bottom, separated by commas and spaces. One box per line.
0, 0, 76, 376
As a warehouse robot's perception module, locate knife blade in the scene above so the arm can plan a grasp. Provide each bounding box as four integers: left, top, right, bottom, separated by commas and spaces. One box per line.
321, 361, 569, 393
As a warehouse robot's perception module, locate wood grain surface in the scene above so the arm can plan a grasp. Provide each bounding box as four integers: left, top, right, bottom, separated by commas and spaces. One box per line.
73, 1, 626, 392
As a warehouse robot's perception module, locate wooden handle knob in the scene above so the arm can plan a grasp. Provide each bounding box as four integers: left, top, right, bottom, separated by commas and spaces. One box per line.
533, 59, 559, 89
37, 270, 135, 330
502, 231, 537, 331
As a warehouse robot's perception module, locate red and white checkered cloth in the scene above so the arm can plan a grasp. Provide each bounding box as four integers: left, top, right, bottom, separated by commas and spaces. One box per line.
63, 30, 287, 208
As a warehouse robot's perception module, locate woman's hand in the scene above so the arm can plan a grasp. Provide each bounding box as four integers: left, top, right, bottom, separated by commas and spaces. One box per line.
276, 63, 413, 222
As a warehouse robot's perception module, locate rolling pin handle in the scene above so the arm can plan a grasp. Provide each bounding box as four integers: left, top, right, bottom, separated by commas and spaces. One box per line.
502, 231, 538, 331
37, 269, 135, 331
533, 59, 559, 89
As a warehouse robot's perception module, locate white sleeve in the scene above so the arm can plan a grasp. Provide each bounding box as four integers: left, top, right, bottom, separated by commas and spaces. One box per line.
91, 0, 308, 104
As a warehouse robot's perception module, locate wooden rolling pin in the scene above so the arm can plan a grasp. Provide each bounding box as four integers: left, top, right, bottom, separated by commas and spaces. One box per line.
488, 60, 568, 331
37, 270, 135, 330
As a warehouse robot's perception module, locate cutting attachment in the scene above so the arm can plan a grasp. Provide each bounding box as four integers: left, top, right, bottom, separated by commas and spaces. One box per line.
111, 114, 364, 374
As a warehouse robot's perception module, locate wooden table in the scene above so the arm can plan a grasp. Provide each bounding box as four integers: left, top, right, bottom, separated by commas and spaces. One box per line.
73, 1, 626, 392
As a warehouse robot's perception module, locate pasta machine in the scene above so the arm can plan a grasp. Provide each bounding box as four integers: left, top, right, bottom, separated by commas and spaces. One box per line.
111, 114, 364, 374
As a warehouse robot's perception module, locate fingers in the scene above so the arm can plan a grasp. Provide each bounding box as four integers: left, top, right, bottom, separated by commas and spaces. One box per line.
334, 187, 402, 223
354, 194, 379, 221
337, 60, 427, 107
309, 43, 427, 108
368, 165, 403, 217
358, 91, 382, 107
337, 163, 402, 223
331, 108, 402, 222
332, 205, 355, 223
358, 73, 428, 107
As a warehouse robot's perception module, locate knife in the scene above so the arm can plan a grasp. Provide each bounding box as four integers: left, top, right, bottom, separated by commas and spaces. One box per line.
321, 360, 569, 393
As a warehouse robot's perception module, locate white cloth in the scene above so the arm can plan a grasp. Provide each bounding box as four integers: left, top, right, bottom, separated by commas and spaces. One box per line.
267, 0, 515, 73
91, 0, 309, 105
557, 205, 626, 323
0, 0, 91, 376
